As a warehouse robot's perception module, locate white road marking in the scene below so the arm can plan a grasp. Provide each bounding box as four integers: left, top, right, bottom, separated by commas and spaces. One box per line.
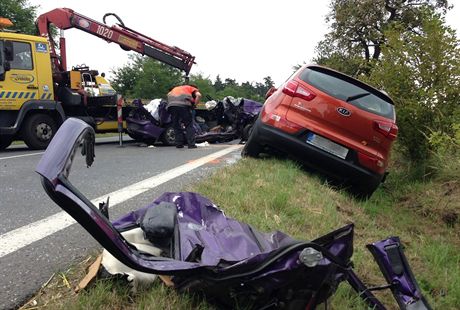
0, 152, 45, 160
0, 144, 241, 258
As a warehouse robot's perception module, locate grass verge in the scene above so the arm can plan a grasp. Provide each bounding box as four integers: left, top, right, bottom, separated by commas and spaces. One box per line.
21, 157, 459, 309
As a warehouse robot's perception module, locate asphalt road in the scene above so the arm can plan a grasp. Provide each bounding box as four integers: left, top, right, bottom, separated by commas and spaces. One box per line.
0, 137, 243, 310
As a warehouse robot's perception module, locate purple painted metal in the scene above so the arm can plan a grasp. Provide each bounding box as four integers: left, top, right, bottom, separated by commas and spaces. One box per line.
113, 192, 354, 266
35, 118, 355, 308
242, 99, 263, 116
367, 238, 432, 310
35, 118, 431, 309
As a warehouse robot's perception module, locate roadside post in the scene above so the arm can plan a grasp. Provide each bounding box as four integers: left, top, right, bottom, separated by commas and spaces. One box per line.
117, 95, 124, 147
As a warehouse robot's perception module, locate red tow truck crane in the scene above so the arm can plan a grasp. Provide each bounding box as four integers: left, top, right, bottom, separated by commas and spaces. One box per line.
36, 8, 195, 78
0, 8, 195, 149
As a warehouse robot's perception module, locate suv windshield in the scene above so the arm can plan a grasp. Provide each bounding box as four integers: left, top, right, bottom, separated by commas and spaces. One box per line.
299, 67, 395, 119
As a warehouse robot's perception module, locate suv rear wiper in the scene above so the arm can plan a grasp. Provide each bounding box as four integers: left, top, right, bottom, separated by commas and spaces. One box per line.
346, 92, 370, 102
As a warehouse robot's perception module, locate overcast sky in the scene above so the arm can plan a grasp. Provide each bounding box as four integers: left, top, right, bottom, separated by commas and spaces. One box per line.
29, 0, 460, 85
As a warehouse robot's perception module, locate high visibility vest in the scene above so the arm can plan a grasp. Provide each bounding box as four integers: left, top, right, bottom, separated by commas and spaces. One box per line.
167, 85, 198, 108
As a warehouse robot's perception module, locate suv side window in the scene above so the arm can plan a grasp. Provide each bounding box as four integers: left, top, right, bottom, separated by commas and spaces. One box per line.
299, 67, 395, 119
10, 41, 33, 70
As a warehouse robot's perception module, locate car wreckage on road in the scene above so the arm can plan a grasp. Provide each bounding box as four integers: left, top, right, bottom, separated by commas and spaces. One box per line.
126, 97, 262, 146
35, 118, 431, 309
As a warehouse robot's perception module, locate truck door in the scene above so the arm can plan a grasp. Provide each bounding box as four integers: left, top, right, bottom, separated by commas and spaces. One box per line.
0, 40, 38, 111
33, 41, 54, 101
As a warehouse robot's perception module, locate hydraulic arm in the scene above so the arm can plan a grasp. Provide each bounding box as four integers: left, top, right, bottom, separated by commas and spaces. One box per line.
36, 8, 195, 75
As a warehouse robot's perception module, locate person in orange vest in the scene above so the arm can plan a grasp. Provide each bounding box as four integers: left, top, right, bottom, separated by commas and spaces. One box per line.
167, 84, 202, 148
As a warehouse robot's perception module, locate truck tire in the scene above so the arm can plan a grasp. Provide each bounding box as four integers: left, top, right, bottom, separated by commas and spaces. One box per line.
0, 135, 13, 151
161, 126, 176, 146
22, 114, 58, 150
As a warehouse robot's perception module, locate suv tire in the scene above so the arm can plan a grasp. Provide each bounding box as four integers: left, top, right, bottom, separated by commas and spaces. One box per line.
241, 122, 262, 157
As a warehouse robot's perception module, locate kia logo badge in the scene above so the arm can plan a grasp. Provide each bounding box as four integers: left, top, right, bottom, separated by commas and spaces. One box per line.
337, 107, 351, 117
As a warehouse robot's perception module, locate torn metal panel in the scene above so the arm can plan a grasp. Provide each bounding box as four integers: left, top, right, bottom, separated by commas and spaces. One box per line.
36, 118, 432, 310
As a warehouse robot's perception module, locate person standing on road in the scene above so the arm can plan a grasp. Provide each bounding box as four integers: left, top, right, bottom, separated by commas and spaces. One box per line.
167, 84, 202, 149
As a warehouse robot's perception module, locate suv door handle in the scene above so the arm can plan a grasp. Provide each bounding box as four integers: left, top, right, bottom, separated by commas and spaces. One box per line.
27, 85, 38, 89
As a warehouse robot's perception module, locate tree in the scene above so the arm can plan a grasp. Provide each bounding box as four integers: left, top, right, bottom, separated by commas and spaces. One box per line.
213, 75, 225, 92
110, 55, 183, 99
224, 78, 237, 88
315, 0, 449, 75
134, 59, 183, 99
110, 55, 142, 97
0, 0, 37, 35
365, 10, 460, 162
190, 73, 216, 100
263, 76, 274, 89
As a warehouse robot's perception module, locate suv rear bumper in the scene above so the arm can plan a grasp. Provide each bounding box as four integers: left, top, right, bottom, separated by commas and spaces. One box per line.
254, 118, 383, 186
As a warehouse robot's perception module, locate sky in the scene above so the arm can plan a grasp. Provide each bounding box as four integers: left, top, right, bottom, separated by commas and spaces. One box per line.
29, 0, 460, 86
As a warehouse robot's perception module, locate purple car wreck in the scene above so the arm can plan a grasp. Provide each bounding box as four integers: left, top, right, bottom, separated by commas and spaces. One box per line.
35, 118, 432, 309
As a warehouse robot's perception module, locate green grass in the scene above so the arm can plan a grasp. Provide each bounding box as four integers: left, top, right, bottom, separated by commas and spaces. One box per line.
22, 157, 460, 309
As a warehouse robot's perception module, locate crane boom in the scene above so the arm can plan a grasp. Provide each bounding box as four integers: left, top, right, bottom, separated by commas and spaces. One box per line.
36, 8, 195, 75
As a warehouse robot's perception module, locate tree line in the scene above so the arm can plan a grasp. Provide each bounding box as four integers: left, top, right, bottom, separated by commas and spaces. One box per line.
109, 55, 274, 103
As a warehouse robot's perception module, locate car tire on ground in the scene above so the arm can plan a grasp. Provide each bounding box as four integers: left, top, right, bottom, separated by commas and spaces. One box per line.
161, 125, 176, 146
22, 113, 57, 150
353, 176, 382, 199
241, 122, 262, 157
0, 135, 13, 151
241, 124, 253, 141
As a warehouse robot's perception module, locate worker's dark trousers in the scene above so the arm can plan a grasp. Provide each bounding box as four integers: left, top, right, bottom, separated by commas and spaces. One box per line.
169, 106, 195, 147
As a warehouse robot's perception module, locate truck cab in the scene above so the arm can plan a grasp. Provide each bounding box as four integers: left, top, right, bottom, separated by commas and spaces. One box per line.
0, 30, 120, 150
0, 31, 65, 150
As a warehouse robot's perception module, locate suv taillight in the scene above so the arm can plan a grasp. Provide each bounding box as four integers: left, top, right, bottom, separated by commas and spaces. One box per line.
374, 120, 398, 141
282, 80, 316, 101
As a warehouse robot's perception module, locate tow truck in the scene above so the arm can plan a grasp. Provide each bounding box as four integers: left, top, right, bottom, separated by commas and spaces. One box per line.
0, 8, 195, 150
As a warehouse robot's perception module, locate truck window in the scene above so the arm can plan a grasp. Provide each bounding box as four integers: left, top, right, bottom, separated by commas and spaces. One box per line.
0, 40, 3, 66
10, 41, 33, 70
0, 41, 4, 79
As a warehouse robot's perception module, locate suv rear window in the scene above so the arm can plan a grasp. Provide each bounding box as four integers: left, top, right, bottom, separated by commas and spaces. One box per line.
299, 67, 395, 119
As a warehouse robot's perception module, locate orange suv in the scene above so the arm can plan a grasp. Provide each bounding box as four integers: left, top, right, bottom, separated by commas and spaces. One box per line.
242, 65, 398, 197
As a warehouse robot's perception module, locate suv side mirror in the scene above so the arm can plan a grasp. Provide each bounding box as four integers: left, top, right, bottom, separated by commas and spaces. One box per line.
4, 40, 14, 62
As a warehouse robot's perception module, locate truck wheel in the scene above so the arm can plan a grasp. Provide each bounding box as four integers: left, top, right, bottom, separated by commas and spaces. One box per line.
22, 114, 57, 150
0, 135, 13, 151
161, 126, 176, 146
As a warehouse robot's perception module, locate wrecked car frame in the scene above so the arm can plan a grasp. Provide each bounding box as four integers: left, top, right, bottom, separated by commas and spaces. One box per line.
35, 118, 431, 309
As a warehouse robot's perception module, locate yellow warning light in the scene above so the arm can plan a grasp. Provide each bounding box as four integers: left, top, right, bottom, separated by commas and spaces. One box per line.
0, 18, 14, 29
